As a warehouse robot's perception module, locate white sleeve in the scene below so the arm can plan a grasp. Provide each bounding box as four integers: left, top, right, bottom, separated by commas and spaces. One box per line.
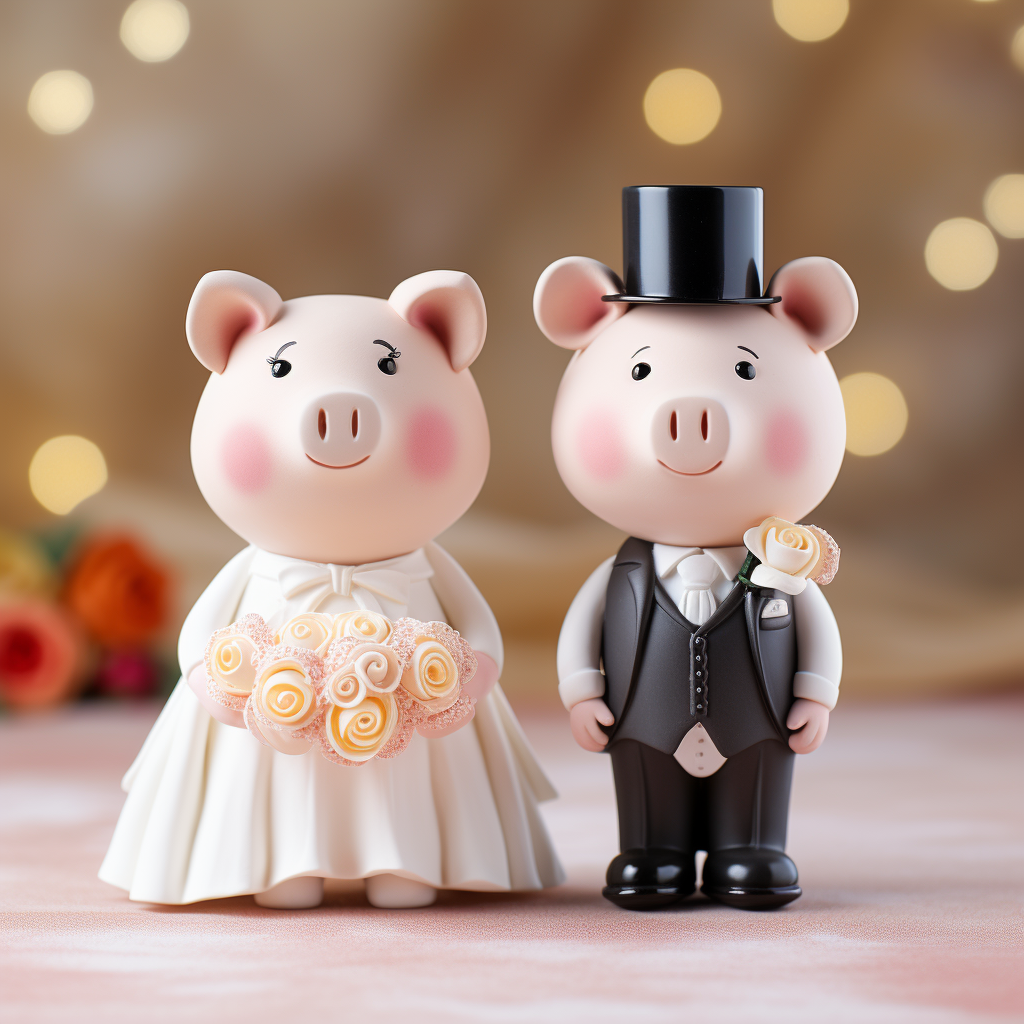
792, 580, 843, 711
177, 545, 257, 679
424, 541, 503, 674
556, 556, 615, 711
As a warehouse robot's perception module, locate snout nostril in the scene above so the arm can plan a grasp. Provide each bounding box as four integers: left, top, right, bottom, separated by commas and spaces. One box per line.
318, 408, 327, 441
351, 408, 359, 439
670, 410, 677, 442
701, 410, 708, 442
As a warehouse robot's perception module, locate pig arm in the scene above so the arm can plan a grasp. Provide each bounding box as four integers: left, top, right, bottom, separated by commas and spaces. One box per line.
787, 581, 842, 754
424, 541, 503, 698
556, 558, 616, 750
556, 557, 615, 709
178, 545, 257, 728
792, 581, 842, 710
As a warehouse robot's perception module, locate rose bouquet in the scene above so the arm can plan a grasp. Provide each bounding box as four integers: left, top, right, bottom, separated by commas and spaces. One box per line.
204, 610, 477, 765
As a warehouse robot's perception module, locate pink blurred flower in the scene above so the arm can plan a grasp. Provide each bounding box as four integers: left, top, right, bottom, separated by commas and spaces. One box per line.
95, 649, 159, 700
0, 599, 82, 710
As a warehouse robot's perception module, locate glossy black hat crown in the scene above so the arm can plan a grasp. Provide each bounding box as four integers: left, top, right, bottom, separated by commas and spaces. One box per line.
603, 185, 779, 305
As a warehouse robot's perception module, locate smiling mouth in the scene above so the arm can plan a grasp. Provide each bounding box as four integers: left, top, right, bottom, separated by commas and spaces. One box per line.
657, 460, 723, 477
306, 454, 371, 470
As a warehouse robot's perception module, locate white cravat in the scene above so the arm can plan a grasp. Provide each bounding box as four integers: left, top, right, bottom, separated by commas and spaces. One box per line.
652, 544, 747, 777
673, 553, 721, 626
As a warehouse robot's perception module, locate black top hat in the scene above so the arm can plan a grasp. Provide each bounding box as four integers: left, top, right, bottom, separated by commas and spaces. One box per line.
603, 185, 779, 305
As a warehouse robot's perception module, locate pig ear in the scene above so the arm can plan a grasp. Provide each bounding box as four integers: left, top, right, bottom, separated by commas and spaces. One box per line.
534, 256, 626, 350
185, 271, 283, 373
388, 270, 487, 372
767, 256, 858, 354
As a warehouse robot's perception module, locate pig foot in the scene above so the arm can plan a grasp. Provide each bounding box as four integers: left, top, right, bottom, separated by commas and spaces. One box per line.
254, 876, 324, 909
365, 874, 437, 908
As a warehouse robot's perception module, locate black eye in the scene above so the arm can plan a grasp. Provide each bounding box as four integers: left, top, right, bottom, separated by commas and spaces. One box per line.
632, 362, 651, 380
269, 359, 292, 378
377, 356, 397, 375
735, 361, 756, 380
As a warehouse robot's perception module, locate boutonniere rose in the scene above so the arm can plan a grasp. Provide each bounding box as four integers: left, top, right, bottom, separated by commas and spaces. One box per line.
742, 517, 840, 596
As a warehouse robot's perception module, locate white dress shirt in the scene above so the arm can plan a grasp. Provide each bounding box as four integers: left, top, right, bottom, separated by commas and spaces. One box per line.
556, 543, 843, 777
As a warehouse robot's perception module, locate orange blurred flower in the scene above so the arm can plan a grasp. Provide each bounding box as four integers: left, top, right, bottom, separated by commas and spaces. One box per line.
0, 599, 82, 709
64, 535, 170, 647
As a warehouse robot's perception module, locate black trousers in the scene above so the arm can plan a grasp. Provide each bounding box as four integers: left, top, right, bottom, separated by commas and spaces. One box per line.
609, 738, 795, 854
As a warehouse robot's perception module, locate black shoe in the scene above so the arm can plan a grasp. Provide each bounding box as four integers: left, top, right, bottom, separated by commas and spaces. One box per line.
701, 848, 801, 910
602, 848, 696, 910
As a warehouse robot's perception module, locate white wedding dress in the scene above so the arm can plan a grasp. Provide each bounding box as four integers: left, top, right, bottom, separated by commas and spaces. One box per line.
99, 542, 563, 904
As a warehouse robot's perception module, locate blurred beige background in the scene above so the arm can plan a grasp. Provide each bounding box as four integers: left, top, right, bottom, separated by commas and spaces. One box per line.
2, 0, 1022, 698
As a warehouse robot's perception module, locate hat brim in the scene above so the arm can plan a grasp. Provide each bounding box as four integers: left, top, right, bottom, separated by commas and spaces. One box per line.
602, 294, 781, 305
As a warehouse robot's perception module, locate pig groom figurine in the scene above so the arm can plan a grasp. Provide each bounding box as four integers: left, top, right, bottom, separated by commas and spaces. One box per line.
535, 186, 855, 910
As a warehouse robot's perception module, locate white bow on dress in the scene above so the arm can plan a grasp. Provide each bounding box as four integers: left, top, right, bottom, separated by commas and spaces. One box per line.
275, 549, 435, 613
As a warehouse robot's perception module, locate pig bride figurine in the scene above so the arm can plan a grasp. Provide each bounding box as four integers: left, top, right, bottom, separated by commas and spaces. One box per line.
100, 269, 563, 908
536, 186, 854, 910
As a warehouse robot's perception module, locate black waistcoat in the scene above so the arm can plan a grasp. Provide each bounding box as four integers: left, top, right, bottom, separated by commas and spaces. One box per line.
601, 538, 796, 758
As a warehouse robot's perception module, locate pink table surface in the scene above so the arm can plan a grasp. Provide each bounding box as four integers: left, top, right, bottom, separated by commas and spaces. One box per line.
1, 694, 1022, 1023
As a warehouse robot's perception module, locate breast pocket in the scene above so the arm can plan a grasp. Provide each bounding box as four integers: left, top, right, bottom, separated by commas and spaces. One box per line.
759, 596, 792, 631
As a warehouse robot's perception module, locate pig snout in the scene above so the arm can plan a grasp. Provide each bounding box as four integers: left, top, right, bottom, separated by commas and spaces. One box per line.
300, 392, 381, 469
651, 397, 729, 475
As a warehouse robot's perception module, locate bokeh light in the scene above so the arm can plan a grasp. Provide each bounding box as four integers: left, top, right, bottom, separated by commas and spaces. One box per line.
840, 373, 909, 457
772, 0, 849, 42
27, 71, 93, 134
984, 174, 1024, 238
1013, 26, 1024, 72
924, 217, 998, 290
643, 69, 721, 145
29, 436, 108, 515
121, 0, 190, 62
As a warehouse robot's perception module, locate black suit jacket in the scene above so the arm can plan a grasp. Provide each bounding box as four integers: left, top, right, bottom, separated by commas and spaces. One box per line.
601, 537, 797, 758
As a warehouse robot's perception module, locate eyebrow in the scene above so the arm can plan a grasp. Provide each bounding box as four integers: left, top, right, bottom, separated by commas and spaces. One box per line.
631, 346, 651, 358
737, 345, 759, 359
271, 341, 297, 359
373, 339, 400, 356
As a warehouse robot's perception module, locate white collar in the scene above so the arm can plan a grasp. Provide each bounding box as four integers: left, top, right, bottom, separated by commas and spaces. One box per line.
652, 543, 748, 582
249, 547, 433, 580
248, 547, 434, 614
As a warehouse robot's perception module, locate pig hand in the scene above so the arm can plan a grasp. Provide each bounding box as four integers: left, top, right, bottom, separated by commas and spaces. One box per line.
569, 698, 615, 752
786, 698, 830, 754
187, 664, 245, 729
461, 652, 499, 701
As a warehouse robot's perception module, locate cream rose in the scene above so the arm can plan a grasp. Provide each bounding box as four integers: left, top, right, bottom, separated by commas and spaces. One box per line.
332, 610, 393, 644
323, 643, 402, 708
400, 637, 460, 712
207, 633, 259, 698
251, 659, 320, 730
275, 612, 334, 656
323, 693, 397, 762
743, 517, 822, 596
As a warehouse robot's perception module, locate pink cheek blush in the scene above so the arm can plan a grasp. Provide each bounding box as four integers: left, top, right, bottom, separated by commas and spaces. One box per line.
763, 411, 809, 476
575, 409, 626, 480
220, 424, 273, 493
406, 407, 457, 480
